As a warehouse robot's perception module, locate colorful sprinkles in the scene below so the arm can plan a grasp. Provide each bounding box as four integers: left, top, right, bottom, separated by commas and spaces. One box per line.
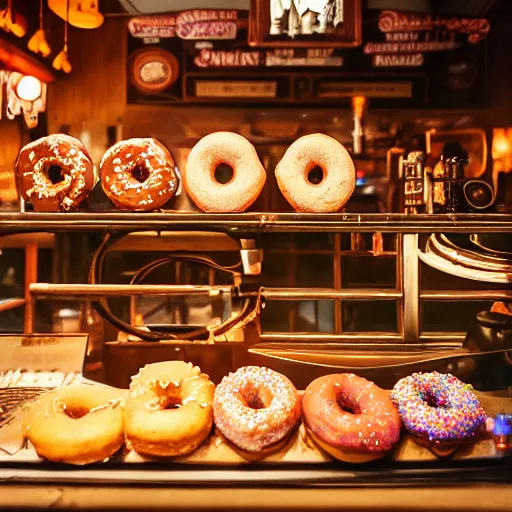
390, 372, 487, 443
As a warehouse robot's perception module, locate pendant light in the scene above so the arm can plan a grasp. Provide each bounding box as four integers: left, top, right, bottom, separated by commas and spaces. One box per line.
28, 0, 52, 57
53, 0, 72, 73
48, 0, 103, 29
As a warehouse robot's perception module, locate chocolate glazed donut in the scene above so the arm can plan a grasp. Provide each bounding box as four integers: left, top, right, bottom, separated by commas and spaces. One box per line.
15, 134, 95, 212
100, 138, 179, 211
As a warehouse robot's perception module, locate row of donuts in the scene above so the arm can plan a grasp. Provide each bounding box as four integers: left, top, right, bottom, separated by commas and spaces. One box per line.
15, 132, 356, 213
22, 362, 489, 465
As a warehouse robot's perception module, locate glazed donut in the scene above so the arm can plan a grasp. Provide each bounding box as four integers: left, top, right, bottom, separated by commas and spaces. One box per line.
184, 132, 266, 212
100, 138, 179, 211
21, 385, 124, 465
275, 133, 355, 212
124, 361, 215, 457
15, 134, 95, 212
302, 374, 401, 463
391, 372, 487, 448
213, 366, 301, 455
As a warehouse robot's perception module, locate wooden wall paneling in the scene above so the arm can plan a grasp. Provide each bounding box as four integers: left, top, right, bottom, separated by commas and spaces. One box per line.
47, 17, 128, 135
0, 118, 21, 204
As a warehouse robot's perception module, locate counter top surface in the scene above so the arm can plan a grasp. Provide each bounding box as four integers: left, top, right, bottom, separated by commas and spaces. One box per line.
1, 484, 512, 510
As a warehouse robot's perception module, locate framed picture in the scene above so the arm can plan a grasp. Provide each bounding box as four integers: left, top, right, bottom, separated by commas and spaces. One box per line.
249, 0, 361, 47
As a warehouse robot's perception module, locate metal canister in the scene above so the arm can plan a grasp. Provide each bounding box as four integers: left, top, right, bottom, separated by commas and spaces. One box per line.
403, 151, 426, 214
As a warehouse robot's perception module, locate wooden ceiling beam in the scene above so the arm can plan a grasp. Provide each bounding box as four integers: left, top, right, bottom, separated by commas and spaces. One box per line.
0, 33, 59, 83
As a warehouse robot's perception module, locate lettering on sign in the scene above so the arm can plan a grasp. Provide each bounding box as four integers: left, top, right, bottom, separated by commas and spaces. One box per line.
318, 81, 413, 98
365, 40, 460, 54
372, 54, 424, 67
129, 11, 239, 40
266, 48, 343, 67
366, 10, 490, 68
194, 49, 261, 68
193, 48, 343, 68
21, 337, 61, 347
195, 81, 277, 98
378, 10, 490, 44
128, 16, 177, 38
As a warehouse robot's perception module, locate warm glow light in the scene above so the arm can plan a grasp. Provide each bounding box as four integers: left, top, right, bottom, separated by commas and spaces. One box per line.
492, 128, 511, 159
352, 96, 367, 118
16, 75, 42, 102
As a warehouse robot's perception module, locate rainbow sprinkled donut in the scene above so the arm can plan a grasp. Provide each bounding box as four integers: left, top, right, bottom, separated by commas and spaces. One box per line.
390, 372, 487, 444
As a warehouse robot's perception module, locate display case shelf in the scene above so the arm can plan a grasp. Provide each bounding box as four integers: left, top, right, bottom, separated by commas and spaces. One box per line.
0, 212, 511, 234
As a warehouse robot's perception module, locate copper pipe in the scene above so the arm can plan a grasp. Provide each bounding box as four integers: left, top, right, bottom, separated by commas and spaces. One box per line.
402, 234, 420, 343
261, 288, 402, 300
24, 243, 38, 334
29, 283, 231, 297
421, 290, 512, 300
260, 333, 466, 342
3, 213, 512, 233
333, 234, 342, 333
0, 298, 25, 313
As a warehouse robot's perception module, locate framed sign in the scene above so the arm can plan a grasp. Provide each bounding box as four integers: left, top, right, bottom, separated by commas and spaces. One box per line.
249, 0, 361, 47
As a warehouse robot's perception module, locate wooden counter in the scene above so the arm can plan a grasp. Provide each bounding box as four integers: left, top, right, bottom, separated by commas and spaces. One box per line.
1, 484, 512, 511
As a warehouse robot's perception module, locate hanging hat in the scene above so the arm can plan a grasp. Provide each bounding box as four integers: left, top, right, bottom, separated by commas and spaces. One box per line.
48, 0, 103, 29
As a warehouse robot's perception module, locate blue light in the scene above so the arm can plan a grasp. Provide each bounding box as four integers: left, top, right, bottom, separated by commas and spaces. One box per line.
493, 414, 512, 436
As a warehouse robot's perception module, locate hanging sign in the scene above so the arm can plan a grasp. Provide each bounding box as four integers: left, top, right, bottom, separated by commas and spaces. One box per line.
129, 10, 239, 41
364, 10, 490, 68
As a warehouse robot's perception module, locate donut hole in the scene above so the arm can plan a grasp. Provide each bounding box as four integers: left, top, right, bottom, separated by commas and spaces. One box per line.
214, 163, 234, 185
307, 166, 324, 185
246, 396, 266, 410
131, 164, 150, 183
336, 394, 360, 415
63, 405, 91, 419
241, 385, 272, 410
163, 397, 182, 410
46, 164, 65, 185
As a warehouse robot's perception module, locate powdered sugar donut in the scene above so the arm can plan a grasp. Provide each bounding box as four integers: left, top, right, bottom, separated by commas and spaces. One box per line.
213, 366, 300, 454
184, 132, 266, 212
275, 133, 355, 212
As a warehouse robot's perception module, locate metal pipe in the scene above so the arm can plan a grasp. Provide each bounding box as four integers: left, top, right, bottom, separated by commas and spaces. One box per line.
261, 288, 402, 300
420, 290, 512, 300
260, 333, 466, 342
29, 283, 231, 297
2, 213, 512, 234
402, 234, 420, 342
0, 298, 25, 313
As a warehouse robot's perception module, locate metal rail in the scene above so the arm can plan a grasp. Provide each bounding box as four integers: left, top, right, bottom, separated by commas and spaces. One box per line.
29, 284, 508, 302
0, 212, 511, 234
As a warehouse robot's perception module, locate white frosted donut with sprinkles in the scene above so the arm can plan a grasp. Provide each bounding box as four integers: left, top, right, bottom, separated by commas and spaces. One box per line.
390, 372, 487, 445
213, 366, 300, 453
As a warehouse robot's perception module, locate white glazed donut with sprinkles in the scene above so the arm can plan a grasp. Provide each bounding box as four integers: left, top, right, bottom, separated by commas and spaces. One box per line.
213, 366, 301, 453
390, 372, 487, 444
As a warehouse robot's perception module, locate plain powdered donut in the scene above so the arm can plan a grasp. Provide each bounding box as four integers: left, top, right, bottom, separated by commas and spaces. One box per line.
124, 361, 215, 458
100, 138, 179, 211
213, 366, 301, 455
22, 385, 125, 465
302, 374, 401, 463
15, 134, 95, 212
184, 132, 266, 212
275, 133, 355, 212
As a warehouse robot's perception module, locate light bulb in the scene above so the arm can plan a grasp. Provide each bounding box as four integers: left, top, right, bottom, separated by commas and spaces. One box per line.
16, 75, 42, 102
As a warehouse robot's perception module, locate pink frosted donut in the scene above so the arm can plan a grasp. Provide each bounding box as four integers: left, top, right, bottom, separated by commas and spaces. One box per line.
275, 133, 355, 212
302, 374, 401, 462
184, 132, 266, 212
213, 366, 300, 453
